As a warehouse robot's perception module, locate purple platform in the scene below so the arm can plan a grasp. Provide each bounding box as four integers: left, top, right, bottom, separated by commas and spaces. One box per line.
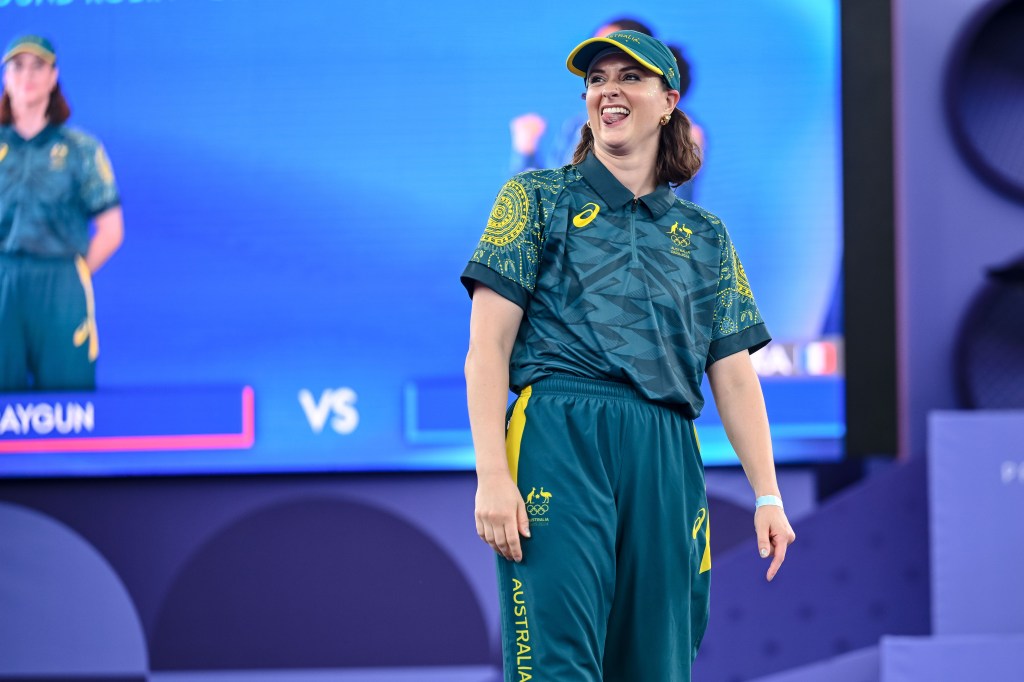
749, 636, 1024, 682
928, 411, 1024, 635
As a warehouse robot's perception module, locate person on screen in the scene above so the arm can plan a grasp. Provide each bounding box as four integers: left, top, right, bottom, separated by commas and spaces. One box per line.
462, 30, 795, 680
510, 16, 706, 201
0, 35, 123, 392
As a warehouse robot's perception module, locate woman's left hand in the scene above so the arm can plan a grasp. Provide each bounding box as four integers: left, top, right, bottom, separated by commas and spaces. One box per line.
754, 506, 796, 582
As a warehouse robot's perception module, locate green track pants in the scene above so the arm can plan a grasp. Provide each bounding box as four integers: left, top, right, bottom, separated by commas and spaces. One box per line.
0, 254, 97, 391
498, 374, 711, 681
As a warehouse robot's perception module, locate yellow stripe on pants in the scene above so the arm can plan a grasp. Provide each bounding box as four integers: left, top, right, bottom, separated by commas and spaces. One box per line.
72, 256, 99, 362
504, 386, 533, 485
691, 423, 711, 573
700, 515, 711, 574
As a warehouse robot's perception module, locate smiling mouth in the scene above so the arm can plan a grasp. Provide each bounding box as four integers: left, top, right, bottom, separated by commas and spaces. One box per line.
601, 106, 630, 125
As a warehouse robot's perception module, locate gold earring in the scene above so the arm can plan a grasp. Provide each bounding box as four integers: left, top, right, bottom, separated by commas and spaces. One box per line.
660, 113, 672, 126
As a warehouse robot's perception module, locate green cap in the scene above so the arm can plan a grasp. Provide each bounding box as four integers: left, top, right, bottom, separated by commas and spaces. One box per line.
3, 35, 57, 65
567, 30, 679, 91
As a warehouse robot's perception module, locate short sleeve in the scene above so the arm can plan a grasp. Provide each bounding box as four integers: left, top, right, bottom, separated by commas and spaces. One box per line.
78, 140, 120, 217
706, 228, 771, 367
460, 176, 544, 309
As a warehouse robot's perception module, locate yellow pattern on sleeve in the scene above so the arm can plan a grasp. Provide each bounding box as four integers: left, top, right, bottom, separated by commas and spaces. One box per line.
483, 179, 529, 247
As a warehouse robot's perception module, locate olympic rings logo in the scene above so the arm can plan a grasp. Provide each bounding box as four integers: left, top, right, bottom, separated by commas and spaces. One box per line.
526, 504, 549, 515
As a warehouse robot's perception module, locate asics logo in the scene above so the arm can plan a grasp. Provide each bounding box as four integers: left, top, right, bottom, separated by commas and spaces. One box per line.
692, 507, 708, 539
573, 202, 600, 228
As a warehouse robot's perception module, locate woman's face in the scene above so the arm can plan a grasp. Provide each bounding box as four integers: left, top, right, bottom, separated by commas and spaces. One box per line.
3, 53, 58, 109
584, 53, 679, 158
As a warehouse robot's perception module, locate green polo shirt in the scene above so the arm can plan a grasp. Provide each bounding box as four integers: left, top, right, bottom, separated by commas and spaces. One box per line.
462, 153, 770, 418
0, 124, 120, 257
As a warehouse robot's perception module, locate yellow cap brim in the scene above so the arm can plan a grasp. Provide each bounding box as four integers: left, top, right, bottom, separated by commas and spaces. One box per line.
566, 36, 664, 79
2, 45, 56, 65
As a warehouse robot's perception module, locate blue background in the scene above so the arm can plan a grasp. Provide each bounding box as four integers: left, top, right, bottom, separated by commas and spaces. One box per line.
0, 0, 842, 474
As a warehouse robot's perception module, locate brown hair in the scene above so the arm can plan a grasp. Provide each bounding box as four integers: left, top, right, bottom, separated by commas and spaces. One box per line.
571, 107, 702, 187
0, 82, 71, 126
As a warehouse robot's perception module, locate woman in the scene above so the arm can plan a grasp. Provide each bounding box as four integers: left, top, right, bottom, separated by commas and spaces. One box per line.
0, 35, 123, 391
462, 30, 795, 680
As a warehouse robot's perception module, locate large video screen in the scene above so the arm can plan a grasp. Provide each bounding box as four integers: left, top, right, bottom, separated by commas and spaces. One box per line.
0, 0, 842, 476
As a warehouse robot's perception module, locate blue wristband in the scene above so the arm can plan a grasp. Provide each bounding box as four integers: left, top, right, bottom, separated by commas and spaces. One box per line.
755, 495, 784, 510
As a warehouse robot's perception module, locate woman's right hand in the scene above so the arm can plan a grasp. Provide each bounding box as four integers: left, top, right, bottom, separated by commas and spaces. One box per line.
475, 470, 531, 562
466, 286, 529, 562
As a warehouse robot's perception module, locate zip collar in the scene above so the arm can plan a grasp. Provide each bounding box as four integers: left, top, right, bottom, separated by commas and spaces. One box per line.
2, 123, 60, 146
577, 152, 676, 219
